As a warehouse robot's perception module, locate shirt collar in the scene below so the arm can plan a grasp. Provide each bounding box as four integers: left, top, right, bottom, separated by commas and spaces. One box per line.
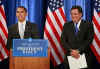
74, 19, 82, 30
18, 20, 26, 26
18, 20, 26, 32
77, 19, 81, 28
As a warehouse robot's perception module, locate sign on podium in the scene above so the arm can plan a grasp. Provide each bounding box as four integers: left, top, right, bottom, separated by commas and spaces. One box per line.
10, 39, 50, 69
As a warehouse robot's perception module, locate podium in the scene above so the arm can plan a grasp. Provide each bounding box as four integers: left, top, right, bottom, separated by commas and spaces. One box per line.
9, 39, 50, 69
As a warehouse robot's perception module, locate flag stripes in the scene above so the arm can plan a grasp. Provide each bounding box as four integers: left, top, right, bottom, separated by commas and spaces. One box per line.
44, 6, 66, 65
44, 32, 61, 65
0, 5, 9, 61
91, 8, 100, 63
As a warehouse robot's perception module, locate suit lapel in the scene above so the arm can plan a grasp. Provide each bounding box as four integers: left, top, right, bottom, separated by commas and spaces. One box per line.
24, 22, 28, 33
70, 22, 76, 36
76, 20, 86, 37
15, 23, 20, 38
24, 22, 30, 38
78, 20, 84, 35
16, 23, 19, 33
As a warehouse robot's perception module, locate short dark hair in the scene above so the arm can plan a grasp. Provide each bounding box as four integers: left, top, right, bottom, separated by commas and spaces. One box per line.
17, 6, 27, 13
71, 5, 83, 15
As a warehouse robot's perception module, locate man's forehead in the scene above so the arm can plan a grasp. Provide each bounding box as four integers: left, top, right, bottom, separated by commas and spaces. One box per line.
17, 8, 25, 11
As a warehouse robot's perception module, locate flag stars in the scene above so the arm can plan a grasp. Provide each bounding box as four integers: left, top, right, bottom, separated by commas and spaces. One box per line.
57, 1, 59, 4
52, 7, 55, 10
50, 2, 52, 5
57, 5, 59, 8
49, 0, 63, 11
98, 2, 100, 5
54, 0, 56, 2
53, 3, 56, 7
95, 2, 98, 6
60, 2, 63, 5
94, 0, 100, 12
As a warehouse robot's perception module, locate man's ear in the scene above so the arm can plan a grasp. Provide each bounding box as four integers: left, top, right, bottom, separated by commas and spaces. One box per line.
26, 12, 28, 16
79, 13, 82, 18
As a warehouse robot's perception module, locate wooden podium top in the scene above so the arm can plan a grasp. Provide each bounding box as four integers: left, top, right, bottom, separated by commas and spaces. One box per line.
10, 49, 50, 69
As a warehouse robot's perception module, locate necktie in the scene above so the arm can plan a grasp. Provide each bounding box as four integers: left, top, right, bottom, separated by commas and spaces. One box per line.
75, 23, 78, 35
20, 24, 24, 39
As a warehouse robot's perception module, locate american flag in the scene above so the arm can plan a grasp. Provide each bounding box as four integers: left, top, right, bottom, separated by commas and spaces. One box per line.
91, 0, 100, 63
0, 0, 9, 61
44, 0, 66, 66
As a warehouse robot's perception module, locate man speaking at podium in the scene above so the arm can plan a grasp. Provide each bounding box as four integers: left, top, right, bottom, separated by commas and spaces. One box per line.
7, 6, 40, 49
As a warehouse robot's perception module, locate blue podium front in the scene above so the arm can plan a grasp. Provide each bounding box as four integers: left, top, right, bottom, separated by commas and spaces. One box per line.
13, 39, 48, 57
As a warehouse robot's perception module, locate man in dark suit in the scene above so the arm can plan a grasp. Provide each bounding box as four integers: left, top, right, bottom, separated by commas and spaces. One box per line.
7, 6, 40, 49
6, 6, 40, 69
61, 5, 94, 69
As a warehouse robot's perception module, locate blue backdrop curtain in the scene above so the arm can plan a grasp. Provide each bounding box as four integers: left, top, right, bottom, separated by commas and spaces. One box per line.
64, 0, 92, 21
5, 0, 47, 38
5, 0, 16, 26
75, 0, 92, 21
75, 0, 86, 19
64, 0, 76, 21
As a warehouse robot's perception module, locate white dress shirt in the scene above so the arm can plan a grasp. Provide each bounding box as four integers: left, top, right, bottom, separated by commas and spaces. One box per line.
18, 20, 26, 39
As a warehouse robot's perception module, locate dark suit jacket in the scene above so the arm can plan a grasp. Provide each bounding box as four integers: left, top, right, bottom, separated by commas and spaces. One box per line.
61, 20, 94, 69
7, 21, 40, 50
